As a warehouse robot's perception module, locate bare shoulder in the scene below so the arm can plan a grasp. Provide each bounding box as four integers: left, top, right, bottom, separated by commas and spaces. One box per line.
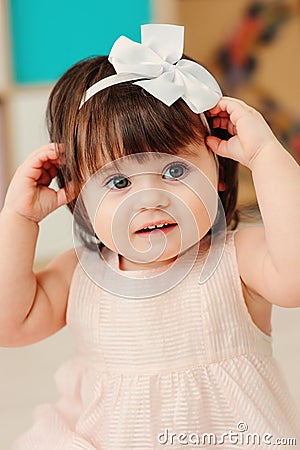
10, 246, 85, 347
33, 245, 85, 320
233, 224, 269, 290
233, 223, 300, 306
233, 226, 273, 337
233, 225, 266, 265
43, 245, 84, 284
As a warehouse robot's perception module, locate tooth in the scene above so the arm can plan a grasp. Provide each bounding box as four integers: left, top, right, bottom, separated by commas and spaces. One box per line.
141, 223, 171, 231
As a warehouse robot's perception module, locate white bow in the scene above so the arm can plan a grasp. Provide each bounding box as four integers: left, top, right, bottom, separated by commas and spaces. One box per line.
80, 24, 222, 113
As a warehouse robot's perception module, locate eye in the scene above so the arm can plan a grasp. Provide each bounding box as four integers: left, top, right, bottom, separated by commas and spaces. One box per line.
105, 175, 131, 190
163, 162, 189, 180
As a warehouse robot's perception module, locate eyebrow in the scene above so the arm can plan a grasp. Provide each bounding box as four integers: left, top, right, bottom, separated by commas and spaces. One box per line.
96, 152, 172, 177
98, 161, 123, 175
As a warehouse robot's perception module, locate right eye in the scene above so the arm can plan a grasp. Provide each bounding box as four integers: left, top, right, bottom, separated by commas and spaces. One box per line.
105, 175, 131, 190
163, 162, 188, 180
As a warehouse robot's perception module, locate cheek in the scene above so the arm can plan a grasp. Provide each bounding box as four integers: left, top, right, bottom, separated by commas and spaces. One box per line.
93, 194, 136, 252
193, 204, 212, 236
180, 190, 217, 237
93, 198, 117, 249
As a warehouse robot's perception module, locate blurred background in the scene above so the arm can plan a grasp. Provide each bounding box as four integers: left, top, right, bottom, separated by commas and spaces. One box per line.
0, 0, 299, 447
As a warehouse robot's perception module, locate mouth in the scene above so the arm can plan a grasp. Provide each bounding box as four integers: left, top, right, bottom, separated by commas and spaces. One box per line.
135, 221, 178, 237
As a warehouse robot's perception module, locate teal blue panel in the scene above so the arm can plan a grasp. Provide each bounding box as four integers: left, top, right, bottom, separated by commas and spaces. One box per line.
8, 0, 151, 84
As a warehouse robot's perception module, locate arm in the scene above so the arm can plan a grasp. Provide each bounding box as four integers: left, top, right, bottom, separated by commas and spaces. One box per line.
0, 209, 39, 327
0, 143, 77, 346
0, 238, 79, 347
207, 97, 300, 307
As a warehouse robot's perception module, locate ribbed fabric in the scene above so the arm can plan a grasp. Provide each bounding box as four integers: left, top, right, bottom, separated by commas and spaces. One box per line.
12, 230, 300, 449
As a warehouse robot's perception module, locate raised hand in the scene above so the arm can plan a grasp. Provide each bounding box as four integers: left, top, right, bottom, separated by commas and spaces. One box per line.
206, 97, 280, 169
3, 143, 73, 223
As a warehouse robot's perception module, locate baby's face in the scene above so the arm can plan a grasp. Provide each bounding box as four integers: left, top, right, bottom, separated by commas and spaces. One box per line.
82, 142, 220, 271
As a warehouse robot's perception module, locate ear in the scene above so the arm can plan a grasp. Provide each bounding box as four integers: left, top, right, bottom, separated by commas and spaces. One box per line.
217, 165, 226, 192
218, 181, 226, 192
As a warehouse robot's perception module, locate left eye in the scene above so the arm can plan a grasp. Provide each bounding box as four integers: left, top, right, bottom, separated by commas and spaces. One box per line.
163, 163, 188, 180
105, 175, 131, 190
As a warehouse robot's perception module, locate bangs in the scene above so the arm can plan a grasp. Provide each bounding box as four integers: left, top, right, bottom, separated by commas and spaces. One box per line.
78, 81, 209, 176
47, 55, 240, 249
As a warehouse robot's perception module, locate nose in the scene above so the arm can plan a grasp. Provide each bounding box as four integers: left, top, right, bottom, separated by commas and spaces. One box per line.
133, 174, 170, 210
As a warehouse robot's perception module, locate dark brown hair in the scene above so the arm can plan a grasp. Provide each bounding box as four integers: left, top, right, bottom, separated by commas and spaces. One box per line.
46, 55, 240, 249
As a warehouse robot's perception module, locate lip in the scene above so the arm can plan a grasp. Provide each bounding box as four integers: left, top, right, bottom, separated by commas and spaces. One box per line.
135, 220, 178, 236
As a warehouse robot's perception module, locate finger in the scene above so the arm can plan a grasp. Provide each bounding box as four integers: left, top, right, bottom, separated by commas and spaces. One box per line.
55, 187, 68, 208
208, 110, 230, 118
41, 163, 60, 180
207, 97, 239, 115
208, 97, 251, 119
211, 117, 237, 135
206, 136, 222, 153
56, 184, 77, 208
220, 98, 254, 120
47, 164, 59, 180
27, 143, 61, 159
39, 186, 69, 211
37, 171, 53, 187
22, 153, 58, 177
19, 151, 63, 183
26, 143, 65, 168
207, 104, 223, 116
206, 135, 233, 159
41, 160, 60, 176
39, 142, 65, 155
31, 151, 63, 168
52, 142, 65, 154
37, 166, 59, 186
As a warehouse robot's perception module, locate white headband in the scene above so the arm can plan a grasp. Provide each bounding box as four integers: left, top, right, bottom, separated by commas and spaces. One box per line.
79, 24, 222, 127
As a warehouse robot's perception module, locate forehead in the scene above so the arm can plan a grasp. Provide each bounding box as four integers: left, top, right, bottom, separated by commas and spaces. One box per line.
94, 148, 207, 179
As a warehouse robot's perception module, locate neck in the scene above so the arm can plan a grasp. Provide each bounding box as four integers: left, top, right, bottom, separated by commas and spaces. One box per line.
118, 254, 178, 272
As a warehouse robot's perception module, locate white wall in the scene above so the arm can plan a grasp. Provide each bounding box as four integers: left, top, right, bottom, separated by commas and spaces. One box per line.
7, 89, 74, 263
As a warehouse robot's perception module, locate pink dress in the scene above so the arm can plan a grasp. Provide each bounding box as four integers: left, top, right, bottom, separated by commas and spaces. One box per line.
12, 231, 300, 449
